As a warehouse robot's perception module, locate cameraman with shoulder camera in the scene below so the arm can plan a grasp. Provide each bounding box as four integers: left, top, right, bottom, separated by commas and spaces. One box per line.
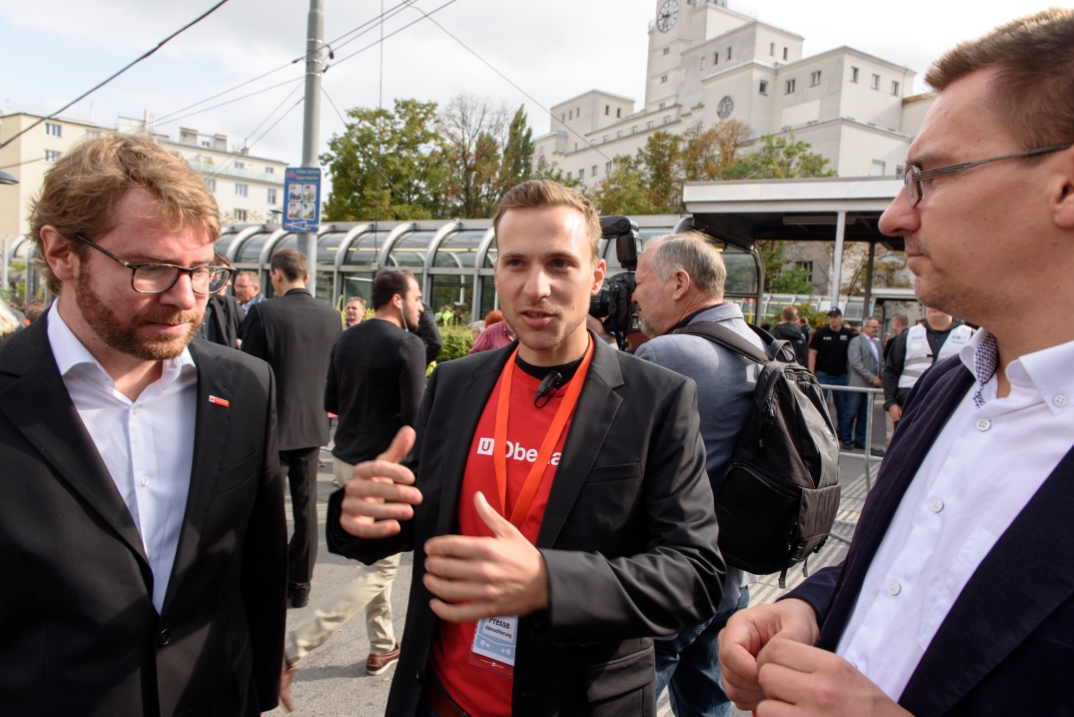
632, 232, 766, 717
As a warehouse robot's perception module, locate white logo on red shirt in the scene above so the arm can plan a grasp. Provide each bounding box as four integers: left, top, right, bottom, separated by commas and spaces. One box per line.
474, 438, 561, 466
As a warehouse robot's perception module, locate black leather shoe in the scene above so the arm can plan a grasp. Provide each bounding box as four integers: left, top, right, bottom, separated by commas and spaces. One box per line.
288, 584, 310, 609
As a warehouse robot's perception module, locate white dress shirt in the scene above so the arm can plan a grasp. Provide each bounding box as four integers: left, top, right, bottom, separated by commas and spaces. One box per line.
836, 329, 1074, 700
47, 302, 198, 612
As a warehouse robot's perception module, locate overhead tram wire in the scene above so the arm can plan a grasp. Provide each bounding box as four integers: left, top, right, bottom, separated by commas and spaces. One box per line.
154, 76, 305, 129
407, 5, 611, 162
0, 0, 232, 150
152, 0, 420, 128
203, 97, 305, 182
326, 0, 460, 68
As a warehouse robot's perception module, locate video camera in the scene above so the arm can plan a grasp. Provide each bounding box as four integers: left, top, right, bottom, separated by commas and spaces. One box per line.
589, 216, 642, 350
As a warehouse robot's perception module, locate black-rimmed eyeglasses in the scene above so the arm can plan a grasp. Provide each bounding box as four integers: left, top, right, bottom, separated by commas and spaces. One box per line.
73, 234, 235, 295
904, 143, 1073, 208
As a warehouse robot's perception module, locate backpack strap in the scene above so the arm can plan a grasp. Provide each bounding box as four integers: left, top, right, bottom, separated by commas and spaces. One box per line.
745, 323, 797, 364
674, 321, 771, 364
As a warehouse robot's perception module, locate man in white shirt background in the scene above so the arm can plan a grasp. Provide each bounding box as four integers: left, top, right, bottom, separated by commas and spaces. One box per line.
0, 133, 287, 716
719, 9, 1074, 716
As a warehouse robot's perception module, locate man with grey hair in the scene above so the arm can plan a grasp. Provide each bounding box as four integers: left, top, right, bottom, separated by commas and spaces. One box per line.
632, 231, 765, 716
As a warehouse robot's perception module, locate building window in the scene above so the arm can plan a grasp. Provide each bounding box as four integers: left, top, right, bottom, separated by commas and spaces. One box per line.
785, 79, 796, 94
592, 165, 598, 177
44, 122, 62, 137
204, 178, 216, 192
811, 71, 822, 86
235, 183, 248, 197
661, 75, 668, 84
561, 113, 565, 122
234, 161, 244, 169
616, 108, 622, 118
795, 261, 814, 280
726, 47, 732, 60
606, 161, 613, 172
579, 168, 585, 179
603, 135, 610, 143
783, 47, 788, 60
662, 47, 670, 56
663, 116, 671, 124
605, 105, 610, 116
647, 121, 655, 129
201, 140, 211, 148
891, 81, 901, 96
85, 129, 101, 139
870, 160, 886, 176
701, 56, 707, 70
896, 165, 905, 178
234, 208, 247, 222
265, 166, 274, 174
569, 110, 572, 120
577, 106, 580, 115
617, 131, 623, 138
871, 73, 881, 90
659, 102, 666, 109
770, 42, 775, 56
759, 80, 769, 95
267, 188, 277, 204
851, 66, 860, 83
632, 126, 639, 133
574, 143, 578, 151
44, 149, 61, 163
567, 172, 572, 180
714, 52, 719, 66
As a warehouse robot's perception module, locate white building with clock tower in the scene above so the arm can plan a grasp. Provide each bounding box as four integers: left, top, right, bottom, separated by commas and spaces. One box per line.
534, 0, 935, 188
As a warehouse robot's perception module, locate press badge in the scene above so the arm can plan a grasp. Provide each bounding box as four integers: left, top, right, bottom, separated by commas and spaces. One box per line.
469, 615, 518, 677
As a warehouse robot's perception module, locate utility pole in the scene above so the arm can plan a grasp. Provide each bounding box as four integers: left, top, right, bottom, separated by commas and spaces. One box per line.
300, 0, 324, 299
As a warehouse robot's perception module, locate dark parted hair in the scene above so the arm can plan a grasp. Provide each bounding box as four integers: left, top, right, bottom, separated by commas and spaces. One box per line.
372, 269, 415, 311
270, 249, 308, 282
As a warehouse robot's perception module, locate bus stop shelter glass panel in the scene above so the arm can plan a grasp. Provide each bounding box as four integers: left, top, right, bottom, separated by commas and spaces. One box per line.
237, 233, 272, 262
433, 231, 485, 268
483, 244, 497, 268
344, 232, 387, 266
341, 272, 375, 306
479, 277, 498, 318
387, 232, 431, 287
317, 232, 347, 262
429, 274, 474, 324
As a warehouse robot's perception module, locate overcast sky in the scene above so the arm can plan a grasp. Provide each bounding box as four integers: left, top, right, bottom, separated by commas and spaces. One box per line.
2, 0, 1065, 165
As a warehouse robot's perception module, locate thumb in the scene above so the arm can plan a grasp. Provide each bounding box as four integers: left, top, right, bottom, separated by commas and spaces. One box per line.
474, 491, 516, 539
377, 426, 415, 465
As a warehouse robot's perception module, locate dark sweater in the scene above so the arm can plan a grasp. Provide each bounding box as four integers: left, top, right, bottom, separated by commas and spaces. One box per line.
326, 318, 428, 465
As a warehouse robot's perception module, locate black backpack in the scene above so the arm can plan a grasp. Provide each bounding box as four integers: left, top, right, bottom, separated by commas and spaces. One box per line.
673, 321, 841, 586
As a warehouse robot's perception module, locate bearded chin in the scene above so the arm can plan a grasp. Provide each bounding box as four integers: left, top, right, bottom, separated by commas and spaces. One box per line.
75, 271, 204, 361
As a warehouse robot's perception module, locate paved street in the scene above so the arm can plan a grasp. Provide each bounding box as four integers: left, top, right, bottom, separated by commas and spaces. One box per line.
270, 397, 887, 716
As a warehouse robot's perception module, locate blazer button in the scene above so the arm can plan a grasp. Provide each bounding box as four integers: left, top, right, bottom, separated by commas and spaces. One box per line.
158, 629, 171, 646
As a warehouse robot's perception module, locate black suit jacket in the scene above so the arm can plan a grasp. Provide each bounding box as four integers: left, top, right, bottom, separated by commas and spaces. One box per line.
327, 336, 725, 717
789, 356, 1074, 715
0, 316, 288, 716
241, 288, 341, 451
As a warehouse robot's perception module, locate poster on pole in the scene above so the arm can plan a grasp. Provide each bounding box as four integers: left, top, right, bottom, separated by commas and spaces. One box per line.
282, 167, 322, 232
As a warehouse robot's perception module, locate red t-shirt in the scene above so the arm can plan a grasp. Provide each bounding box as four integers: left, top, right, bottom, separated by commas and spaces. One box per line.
429, 364, 577, 717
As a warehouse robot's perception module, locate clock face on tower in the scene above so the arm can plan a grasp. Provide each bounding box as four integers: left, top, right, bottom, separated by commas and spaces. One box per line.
657, 0, 679, 32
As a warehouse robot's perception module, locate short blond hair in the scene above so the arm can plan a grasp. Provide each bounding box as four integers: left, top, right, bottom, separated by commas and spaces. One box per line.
925, 8, 1074, 148
493, 180, 601, 260
29, 133, 220, 294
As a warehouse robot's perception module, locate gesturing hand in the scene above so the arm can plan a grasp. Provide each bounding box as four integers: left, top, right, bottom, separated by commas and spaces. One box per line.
718, 599, 820, 710
753, 639, 911, 717
423, 491, 549, 623
339, 427, 423, 539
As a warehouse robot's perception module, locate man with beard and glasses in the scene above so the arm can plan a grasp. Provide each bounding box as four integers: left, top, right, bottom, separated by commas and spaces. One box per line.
0, 134, 288, 716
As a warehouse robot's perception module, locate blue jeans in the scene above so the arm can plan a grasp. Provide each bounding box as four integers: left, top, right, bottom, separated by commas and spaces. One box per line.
844, 390, 871, 447
654, 586, 751, 717
815, 372, 852, 445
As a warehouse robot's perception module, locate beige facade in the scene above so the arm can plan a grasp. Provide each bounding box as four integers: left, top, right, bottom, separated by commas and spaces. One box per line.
535, 0, 936, 187
0, 113, 290, 239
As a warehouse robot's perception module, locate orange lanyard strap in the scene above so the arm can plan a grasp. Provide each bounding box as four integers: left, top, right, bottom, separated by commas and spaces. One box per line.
492, 338, 595, 528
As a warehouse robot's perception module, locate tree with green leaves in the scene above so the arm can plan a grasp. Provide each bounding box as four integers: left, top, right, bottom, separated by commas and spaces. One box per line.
498, 105, 535, 192
721, 133, 836, 180
589, 155, 662, 215
321, 99, 449, 221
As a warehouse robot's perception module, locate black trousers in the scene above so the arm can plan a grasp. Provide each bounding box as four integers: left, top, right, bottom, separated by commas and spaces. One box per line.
280, 446, 321, 590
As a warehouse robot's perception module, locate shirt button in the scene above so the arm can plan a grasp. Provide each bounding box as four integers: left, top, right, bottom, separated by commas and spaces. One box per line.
975, 419, 992, 432
132, 406, 140, 414
1054, 394, 1068, 408
141, 476, 149, 487
157, 629, 171, 646
930, 499, 944, 513
888, 582, 901, 596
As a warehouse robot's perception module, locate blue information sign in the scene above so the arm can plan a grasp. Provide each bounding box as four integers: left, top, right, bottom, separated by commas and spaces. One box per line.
282, 167, 322, 232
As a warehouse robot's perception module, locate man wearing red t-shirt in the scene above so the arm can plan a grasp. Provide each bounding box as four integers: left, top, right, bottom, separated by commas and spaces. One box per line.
327, 180, 724, 717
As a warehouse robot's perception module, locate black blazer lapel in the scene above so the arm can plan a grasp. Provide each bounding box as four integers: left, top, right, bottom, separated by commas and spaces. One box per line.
899, 445, 1074, 717
536, 338, 624, 549
160, 341, 236, 614
435, 346, 512, 535
818, 363, 975, 649
0, 317, 149, 567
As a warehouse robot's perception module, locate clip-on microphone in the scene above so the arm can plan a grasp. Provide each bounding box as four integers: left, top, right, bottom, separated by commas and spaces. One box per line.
534, 371, 564, 408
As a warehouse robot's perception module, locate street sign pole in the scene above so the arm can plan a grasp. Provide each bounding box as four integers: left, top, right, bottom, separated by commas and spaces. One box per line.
300, 0, 324, 299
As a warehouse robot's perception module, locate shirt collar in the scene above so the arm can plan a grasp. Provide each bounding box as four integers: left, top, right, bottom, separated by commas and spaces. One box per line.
678, 302, 736, 330
47, 300, 196, 390
960, 328, 1074, 415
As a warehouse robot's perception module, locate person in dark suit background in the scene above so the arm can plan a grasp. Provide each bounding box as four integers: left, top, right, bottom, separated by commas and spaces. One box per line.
197, 276, 245, 349
1, 133, 286, 715
328, 180, 723, 716
242, 248, 341, 607
719, 11, 1074, 715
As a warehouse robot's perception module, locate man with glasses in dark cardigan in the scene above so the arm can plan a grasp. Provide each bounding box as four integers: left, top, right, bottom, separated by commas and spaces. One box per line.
0, 133, 287, 716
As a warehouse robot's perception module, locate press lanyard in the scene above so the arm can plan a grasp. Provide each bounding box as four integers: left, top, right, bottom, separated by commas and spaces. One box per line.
492, 338, 595, 528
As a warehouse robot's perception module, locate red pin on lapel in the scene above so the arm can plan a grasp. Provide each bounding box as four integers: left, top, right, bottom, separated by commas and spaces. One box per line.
209, 395, 230, 408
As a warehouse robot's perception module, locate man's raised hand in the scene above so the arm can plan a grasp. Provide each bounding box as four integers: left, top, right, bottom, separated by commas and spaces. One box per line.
339, 426, 422, 539
423, 491, 549, 623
